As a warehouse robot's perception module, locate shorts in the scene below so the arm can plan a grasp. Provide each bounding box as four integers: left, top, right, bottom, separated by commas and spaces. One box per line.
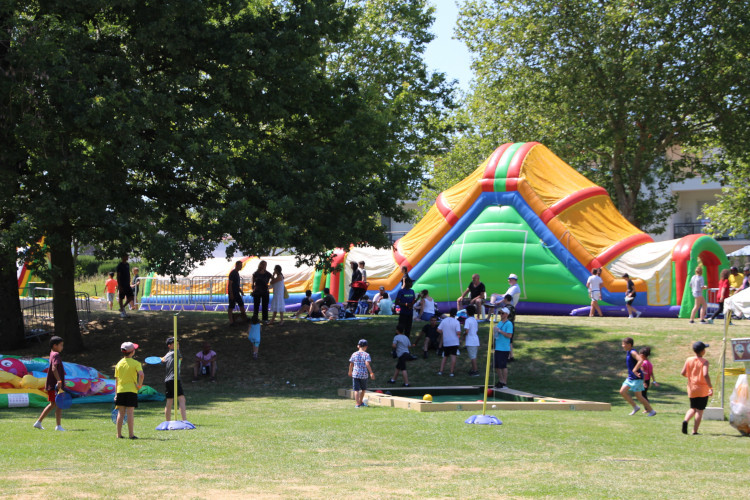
118, 286, 134, 301
396, 353, 411, 371
494, 350, 510, 369
352, 377, 368, 392
442, 345, 458, 357
622, 378, 645, 392
165, 380, 185, 399
690, 396, 709, 410
625, 296, 635, 304
47, 389, 57, 403
420, 312, 434, 321
114, 392, 138, 408
466, 346, 479, 360
107, 292, 115, 303
590, 290, 601, 301
228, 294, 245, 310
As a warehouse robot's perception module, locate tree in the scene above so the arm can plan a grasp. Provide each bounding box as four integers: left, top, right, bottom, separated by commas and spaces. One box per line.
1, 0, 454, 351
430, 0, 749, 233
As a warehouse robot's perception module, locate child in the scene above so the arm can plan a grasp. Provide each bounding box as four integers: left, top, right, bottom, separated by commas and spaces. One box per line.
105, 272, 117, 310
619, 337, 656, 417
463, 305, 481, 377
162, 337, 186, 422
438, 308, 461, 376
639, 347, 658, 402
248, 317, 261, 360
348, 339, 375, 408
388, 325, 412, 387
193, 342, 217, 381
33, 336, 66, 431
493, 308, 513, 388
293, 290, 313, 318
623, 273, 641, 319
681, 341, 713, 435
114, 341, 144, 439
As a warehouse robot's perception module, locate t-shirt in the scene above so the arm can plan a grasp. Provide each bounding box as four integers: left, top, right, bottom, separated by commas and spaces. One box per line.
228, 269, 241, 295
505, 284, 521, 306
422, 323, 439, 341
349, 350, 371, 379
438, 316, 461, 347
690, 275, 705, 297
626, 349, 640, 380
105, 279, 117, 294
252, 270, 272, 294
682, 356, 710, 397
626, 279, 636, 298
393, 334, 411, 357
322, 294, 336, 307
45, 350, 65, 391
494, 321, 513, 351
115, 357, 143, 394
396, 288, 416, 311
717, 279, 730, 301
379, 298, 393, 315
641, 359, 653, 381
351, 269, 362, 283
196, 350, 216, 366
463, 316, 480, 347
586, 275, 603, 292
163, 349, 182, 382
729, 273, 743, 291
468, 282, 486, 299
116, 261, 131, 288
301, 296, 312, 307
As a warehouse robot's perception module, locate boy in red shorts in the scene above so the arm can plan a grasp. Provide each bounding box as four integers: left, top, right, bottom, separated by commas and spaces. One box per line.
33, 336, 66, 431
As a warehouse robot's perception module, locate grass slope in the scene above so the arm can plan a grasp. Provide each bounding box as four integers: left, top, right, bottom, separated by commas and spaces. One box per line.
2, 311, 750, 498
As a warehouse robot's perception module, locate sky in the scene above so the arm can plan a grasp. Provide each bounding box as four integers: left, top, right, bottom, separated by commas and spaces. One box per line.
423, 1, 474, 92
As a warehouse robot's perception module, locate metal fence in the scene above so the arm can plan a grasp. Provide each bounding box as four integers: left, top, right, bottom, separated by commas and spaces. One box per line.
137, 276, 239, 311
20, 288, 91, 342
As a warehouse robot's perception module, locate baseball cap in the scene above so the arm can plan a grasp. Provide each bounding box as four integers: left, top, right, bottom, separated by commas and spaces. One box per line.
500, 307, 510, 314
692, 341, 709, 353
358, 339, 368, 347
508, 273, 518, 280
622, 273, 629, 278
166, 337, 174, 345
120, 341, 139, 352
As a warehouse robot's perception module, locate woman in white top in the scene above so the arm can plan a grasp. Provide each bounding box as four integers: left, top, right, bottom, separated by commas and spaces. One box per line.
269, 265, 286, 325
689, 266, 707, 323
415, 289, 436, 321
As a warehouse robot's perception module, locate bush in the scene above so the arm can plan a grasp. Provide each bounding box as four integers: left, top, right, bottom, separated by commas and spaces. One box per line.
97, 259, 122, 276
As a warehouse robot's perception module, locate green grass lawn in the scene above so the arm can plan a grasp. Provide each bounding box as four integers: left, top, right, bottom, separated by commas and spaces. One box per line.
2, 312, 750, 498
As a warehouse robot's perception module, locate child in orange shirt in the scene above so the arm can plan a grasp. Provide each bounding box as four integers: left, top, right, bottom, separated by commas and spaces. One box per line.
680, 341, 713, 435
105, 272, 117, 310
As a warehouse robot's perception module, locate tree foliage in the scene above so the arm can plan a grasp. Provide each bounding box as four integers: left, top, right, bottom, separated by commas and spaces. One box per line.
0, 0, 454, 351
427, 0, 749, 233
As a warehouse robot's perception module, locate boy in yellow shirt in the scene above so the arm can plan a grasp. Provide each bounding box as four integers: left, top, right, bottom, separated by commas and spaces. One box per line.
114, 341, 144, 439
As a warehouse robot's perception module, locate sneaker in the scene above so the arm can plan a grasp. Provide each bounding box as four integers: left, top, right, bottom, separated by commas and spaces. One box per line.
253, 353, 258, 360
645, 410, 656, 417
423, 351, 428, 359
449, 373, 455, 377
682, 421, 688, 434
55, 425, 66, 431
120, 311, 127, 318
628, 405, 641, 416
191, 378, 198, 383
402, 383, 410, 387
628, 315, 633, 319
129, 436, 138, 439
636, 311, 642, 318
387, 379, 396, 384
692, 432, 700, 435
689, 320, 695, 324
354, 404, 363, 408
437, 371, 443, 375
700, 319, 707, 323
494, 382, 505, 388
33, 421, 44, 430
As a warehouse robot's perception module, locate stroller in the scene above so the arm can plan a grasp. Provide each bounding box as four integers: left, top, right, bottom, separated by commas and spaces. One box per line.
346, 281, 369, 313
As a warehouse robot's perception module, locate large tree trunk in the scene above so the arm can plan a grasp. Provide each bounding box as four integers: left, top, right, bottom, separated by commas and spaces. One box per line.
49, 230, 84, 352
0, 248, 26, 350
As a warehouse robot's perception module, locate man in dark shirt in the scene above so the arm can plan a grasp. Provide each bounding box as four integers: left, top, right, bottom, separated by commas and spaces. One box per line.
228, 260, 247, 325
116, 255, 135, 318
396, 278, 417, 338
415, 315, 440, 358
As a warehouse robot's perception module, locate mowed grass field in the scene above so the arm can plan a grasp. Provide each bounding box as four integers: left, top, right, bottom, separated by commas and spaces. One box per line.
2, 311, 750, 499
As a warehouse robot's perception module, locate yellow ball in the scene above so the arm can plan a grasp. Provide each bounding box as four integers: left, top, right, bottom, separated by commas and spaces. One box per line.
422, 394, 433, 402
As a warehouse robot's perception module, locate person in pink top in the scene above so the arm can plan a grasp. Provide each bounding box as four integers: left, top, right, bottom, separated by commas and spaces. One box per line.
193, 342, 217, 382
639, 347, 658, 404
681, 341, 713, 435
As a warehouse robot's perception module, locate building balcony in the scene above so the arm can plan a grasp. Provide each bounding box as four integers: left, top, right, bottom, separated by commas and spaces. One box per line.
674, 222, 749, 241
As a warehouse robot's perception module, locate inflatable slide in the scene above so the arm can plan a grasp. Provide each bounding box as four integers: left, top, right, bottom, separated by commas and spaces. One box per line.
139, 143, 728, 318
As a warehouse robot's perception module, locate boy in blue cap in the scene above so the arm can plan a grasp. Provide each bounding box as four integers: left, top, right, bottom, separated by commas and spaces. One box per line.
348, 339, 375, 408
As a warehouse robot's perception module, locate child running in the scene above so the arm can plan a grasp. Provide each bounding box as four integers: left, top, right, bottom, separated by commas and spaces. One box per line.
348, 339, 375, 408
619, 337, 656, 417
105, 272, 117, 310
388, 325, 412, 387
114, 341, 144, 439
162, 337, 187, 422
33, 336, 66, 431
681, 341, 713, 435
639, 347, 658, 404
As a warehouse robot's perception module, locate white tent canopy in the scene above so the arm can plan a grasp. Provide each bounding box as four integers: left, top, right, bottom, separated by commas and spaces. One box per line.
727, 245, 750, 257
725, 287, 750, 319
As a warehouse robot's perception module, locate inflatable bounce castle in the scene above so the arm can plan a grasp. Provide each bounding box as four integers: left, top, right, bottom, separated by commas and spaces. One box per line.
139, 143, 728, 318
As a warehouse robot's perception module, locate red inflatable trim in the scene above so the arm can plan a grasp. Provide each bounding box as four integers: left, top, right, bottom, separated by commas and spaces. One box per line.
481, 143, 514, 191
436, 192, 459, 226
549, 186, 609, 217
505, 142, 539, 191
597, 233, 654, 266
